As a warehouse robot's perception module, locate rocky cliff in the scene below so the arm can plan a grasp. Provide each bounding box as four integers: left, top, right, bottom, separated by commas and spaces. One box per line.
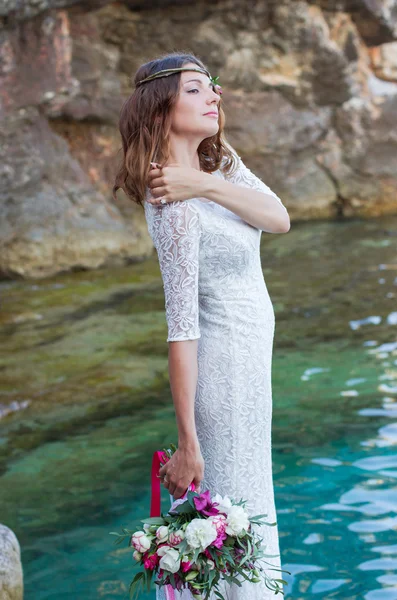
1, 0, 396, 278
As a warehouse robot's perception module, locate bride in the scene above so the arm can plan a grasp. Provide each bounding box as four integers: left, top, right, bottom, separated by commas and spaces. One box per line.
113, 51, 290, 599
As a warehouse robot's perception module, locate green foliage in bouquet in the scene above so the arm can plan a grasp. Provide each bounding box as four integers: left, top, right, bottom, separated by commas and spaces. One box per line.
110, 444, 289, 599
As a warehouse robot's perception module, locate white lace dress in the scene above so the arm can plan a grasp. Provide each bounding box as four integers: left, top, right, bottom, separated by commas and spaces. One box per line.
144, 150, 287, 599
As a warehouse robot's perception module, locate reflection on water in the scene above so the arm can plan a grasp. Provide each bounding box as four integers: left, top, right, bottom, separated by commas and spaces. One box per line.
0, 215, 396, 599
277, 323, 397, 598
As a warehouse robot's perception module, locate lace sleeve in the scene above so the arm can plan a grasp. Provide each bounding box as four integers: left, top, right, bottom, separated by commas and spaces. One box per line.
223, 149, 287, 211
144, 199, 201, 343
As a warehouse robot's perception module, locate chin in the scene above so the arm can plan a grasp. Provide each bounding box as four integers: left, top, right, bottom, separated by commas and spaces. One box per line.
202, 124, 219, 136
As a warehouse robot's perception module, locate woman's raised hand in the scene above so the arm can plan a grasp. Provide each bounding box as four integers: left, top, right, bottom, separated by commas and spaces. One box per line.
158, 445, 204, 500
147, 161, 208, 206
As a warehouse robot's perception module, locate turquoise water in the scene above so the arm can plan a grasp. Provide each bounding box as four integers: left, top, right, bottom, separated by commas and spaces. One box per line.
0, 216, 396, 599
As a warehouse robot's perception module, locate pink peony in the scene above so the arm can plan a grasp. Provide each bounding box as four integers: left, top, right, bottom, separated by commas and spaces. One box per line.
208, 513, 227, 548
209, 514, 227, 534
193, 490, 220, 516
212, 530, 228, 548
131, 531, 151, 553
181, 559, 193, 572
168, 529, 185, 546
143, 553, 159, 570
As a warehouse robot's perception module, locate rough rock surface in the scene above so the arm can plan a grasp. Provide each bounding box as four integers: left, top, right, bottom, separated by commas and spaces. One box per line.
1, 0, 397, 278
0, 524, 23, 600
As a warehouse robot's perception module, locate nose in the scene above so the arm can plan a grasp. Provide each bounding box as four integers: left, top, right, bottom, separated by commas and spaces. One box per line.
207, 89, 220, 106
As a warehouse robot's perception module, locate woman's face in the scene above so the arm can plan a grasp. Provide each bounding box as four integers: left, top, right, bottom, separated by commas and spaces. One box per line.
170, 63, 221, 139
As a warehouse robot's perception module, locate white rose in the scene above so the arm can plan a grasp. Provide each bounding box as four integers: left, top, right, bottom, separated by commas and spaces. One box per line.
225, 506, 250, 536
156, 525, 169, 544
185, 518, 217, 551
213, 493, 232, 515
132, 550, 142, 561
131, 531, 151, 553
159, 547, 181, 573
157, 545, 172, 557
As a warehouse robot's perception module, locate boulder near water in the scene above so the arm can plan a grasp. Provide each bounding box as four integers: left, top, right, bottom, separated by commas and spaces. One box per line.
0, 524, 23, 600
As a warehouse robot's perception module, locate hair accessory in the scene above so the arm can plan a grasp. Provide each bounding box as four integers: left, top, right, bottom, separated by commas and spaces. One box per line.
136, 67, 222, 95
210, 75, 223, 95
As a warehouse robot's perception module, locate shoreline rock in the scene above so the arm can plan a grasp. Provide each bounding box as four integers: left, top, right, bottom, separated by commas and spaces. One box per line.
0, 524, 23, 600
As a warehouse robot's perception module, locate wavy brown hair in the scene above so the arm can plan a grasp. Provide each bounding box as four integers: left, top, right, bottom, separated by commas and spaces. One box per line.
112, 51, 238, 208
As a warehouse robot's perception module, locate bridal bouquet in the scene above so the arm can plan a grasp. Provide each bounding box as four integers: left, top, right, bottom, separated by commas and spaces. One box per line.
110, 444, 287, 599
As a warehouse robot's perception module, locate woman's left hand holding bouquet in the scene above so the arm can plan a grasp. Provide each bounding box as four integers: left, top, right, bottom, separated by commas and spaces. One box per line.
159, 443, 204, 500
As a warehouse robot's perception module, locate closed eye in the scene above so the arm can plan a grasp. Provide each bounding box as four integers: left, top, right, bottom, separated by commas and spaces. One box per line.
188, 87, 217, 94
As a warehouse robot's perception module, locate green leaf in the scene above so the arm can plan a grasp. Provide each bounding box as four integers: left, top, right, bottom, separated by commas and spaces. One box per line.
146, 568, 154, 593
186, 490, 200, 507
223, 536, 235, 546
109, 532, 129, 546
192, 548, 201, 563
273, 578, 289, 585
172, 501, 195, 515
141, 517, 165, 525
163, 516, 174, 524
239, 537, 252, 567
208, 569, 216, 587
226, 575, 242, 587
232, 565, 252, 583
129, 572, 144, 600
130, 572, 144, 584
178, 539, 189, 553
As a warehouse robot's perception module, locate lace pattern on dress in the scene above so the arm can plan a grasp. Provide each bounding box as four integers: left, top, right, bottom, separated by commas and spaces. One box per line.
143, 150, 286, 344
144, 198, 202, 342
223, 152, 287, 211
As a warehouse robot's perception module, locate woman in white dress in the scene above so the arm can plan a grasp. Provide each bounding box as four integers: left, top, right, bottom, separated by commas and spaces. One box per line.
113, 52, 290, 599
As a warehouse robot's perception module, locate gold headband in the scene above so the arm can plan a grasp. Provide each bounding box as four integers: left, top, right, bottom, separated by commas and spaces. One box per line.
135, 67, 222, 95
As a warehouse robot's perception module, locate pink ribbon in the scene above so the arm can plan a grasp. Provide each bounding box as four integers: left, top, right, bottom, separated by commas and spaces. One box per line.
150, 450, 196, 516
150, 450, 164, 518
150, 450, 196, 599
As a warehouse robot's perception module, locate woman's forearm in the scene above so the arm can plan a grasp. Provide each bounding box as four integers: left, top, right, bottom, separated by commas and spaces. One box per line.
168, 339, 200, 450
199, 172, 290, 234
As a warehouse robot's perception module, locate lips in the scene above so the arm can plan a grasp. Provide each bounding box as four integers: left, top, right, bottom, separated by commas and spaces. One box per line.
204, 112, 218, 117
